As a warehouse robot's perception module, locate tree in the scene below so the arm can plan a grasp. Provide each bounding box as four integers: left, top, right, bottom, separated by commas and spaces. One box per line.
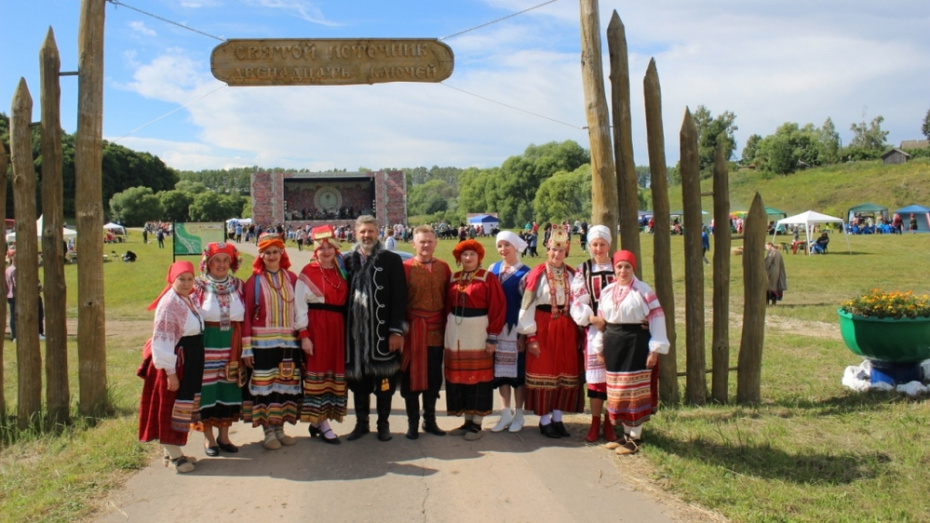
753, 122, 824, 175
533, 165, 591, 224
188, 191, 237, 221
109, 186, 164, 226
692, 105, 738, 176
408, 179, 453, 216
849, 115, 888, 151
922, 109, 930, 140
158, 190, 192, 222
818, 117, 842, 165
741, 134, 763, 166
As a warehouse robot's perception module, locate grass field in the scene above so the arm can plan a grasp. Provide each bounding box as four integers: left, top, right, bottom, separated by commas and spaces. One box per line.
2, 222, 930, 522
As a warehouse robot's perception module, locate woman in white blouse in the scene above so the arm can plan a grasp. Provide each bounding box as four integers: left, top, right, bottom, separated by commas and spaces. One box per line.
590, 250, 669, 455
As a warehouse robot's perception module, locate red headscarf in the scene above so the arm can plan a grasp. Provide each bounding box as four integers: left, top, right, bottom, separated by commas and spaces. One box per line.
253, 231, 291, 274
452, 239, 485, 265
199, 242, 242, 274
311, 225, 340, 257
147, 260, 195, 311
612, 250, 637, 271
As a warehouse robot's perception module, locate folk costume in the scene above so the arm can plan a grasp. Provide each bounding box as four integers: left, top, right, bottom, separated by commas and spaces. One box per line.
517, 225, 582, 439
401, 253, 452, 439
193, 244, 246, 429
192, 243, 246, 456
138, 261, 204, 473
444, 240, 506, 440
344, 234, 407, 441
242, 233, 307, 450
488, 230, 530, 433
569, 224, 618, 442
294, 226, 348, 444
591, 250, 669, 455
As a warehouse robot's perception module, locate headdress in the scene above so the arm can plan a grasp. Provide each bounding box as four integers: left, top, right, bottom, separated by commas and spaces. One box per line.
496, 230, 527, 253
548, 224, 570, 253
612, 250, 637, 271
147, 260, 195, 311
253, 231, 291, 274
452, 239, 485, 264
199, 242, 241, 275
586, 224, 611, 244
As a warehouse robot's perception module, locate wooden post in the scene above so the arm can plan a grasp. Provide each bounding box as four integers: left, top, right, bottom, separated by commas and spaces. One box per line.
0, 142, 7, 415
643, 59, 679, 405
578, 0, 618, 243
680, 108, 706, 406
711, 142, 731, 404
41, 27, 70, 424
738, 193, 767, 404
76, 0, 109, 416
606, 11, 642, 273
11, 79, 43, 428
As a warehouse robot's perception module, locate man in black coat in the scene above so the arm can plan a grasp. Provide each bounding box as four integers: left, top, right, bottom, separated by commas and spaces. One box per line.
344, 215, 407, 441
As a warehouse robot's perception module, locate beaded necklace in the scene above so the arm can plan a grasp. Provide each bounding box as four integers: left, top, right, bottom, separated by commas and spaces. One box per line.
202, 274, 235, 331
545, 263, 569, 319
318, 264, 343, 290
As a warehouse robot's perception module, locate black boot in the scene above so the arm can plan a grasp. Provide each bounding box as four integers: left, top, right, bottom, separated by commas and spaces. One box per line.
376, 391, 393, 442
347, 392, 370, 441
405, 395, 420, 440
421, 394, 446, 436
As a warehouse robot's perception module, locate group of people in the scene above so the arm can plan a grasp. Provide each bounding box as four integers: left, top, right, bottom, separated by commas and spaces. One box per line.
138, 216, 669, 474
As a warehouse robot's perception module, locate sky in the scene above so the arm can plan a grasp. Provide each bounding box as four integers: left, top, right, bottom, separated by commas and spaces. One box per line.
1, 0, 928, 174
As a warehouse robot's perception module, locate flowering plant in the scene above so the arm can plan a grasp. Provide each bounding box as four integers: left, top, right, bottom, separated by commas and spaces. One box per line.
840, 289, 930, 319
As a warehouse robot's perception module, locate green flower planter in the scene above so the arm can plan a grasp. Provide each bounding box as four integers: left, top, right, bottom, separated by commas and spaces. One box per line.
838, 309, 930, 363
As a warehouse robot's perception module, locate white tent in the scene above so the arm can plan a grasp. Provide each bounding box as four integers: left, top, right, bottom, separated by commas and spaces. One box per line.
774, 210, 850, 255
103, 222, 126, 235
6, 215, 77, 244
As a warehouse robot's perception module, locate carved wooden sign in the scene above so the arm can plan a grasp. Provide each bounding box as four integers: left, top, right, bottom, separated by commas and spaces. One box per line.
211, 38, 454, 86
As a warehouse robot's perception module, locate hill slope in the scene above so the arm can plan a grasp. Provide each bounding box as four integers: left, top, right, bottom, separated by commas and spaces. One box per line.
666, 157, 930, 218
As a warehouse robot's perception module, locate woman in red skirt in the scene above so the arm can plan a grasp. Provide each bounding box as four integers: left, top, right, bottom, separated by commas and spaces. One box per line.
517, 225, 582, 439
138, 261, 204, 474
294, 225, 348, 444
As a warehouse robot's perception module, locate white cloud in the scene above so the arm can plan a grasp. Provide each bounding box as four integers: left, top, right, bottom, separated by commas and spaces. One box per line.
244, 0, 334, 26
128, 21, 157, 38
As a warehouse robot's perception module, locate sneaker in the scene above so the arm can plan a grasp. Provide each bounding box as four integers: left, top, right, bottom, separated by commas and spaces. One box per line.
168, 456, 195, 473
39, 334, 45, 340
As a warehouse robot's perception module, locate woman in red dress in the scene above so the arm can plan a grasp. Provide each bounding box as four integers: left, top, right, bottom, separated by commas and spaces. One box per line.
294, 225, 348, 444
518, 225, 582, 439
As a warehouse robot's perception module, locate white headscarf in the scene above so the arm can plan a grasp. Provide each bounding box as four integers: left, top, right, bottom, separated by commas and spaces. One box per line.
496, 230, 528, 252
587, 224, 612, 244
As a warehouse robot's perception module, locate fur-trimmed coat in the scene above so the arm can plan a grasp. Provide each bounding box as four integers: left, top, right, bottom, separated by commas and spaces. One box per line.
344, 243, 407, 380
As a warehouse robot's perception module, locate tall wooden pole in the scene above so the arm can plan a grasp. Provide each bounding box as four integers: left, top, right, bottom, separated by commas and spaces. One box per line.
579, 0, 618, 241
643, 59, 679, 405
711, 142, 731, 404
606, 11, 641, 273
0, 140, 7, 415
41, 27, 70, 424
76, 0, 108, 416
738, 194, 766, 404
11, 79, 43, 428
680, 108, 706, 406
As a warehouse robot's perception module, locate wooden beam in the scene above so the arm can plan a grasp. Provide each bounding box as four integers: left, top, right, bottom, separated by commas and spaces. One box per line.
680, 107, 706, 406
11, 79, 43, 429
578, 0, 618, 242
607, 12, 641, 269
643, 59, 679, 405
75, 0, 108, 416
738, 193, 767, 404
41, 26, 70, 424
711, 142, 732, 404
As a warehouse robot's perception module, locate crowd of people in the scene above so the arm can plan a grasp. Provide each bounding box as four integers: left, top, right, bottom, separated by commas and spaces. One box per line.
138, 216, 669, 474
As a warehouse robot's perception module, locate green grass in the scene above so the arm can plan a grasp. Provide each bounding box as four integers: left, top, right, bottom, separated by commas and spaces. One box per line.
3, 221, 930, 521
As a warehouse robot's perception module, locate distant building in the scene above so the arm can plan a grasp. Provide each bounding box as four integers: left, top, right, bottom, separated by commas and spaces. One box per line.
881, 148, 911, 165
251, 170, 407, 228
900, 139, 930, 150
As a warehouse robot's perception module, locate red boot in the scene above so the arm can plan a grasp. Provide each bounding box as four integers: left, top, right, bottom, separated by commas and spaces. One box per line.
603, 413, 619, 443
584, 415, 601, 442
